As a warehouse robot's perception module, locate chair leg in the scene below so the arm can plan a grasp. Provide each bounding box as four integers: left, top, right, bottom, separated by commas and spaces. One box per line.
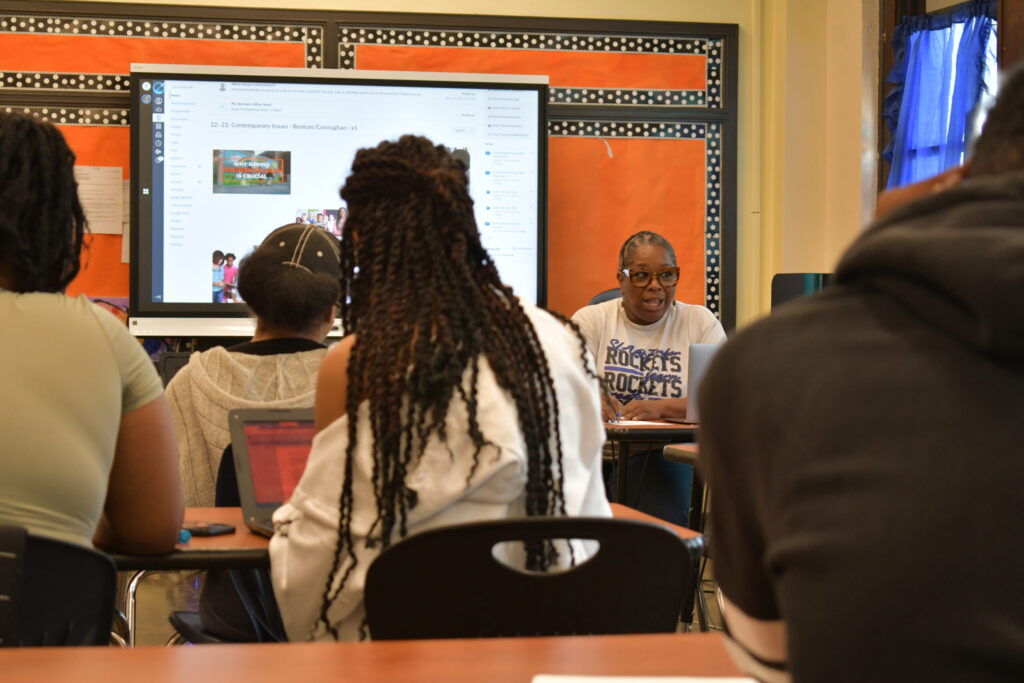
632, 447, 653, 509
123, 570, 145, 647
166, 631, 189, 646
696, 576, 711, 632
122, 569, 172, 646
110, 609, 130, 647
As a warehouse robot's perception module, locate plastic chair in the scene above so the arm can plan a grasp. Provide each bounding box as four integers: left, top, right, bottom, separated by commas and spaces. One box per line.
0, 525, 116, 647
157, 351, 193, 386
589, 288, 622, 306
365, 516, 703, 640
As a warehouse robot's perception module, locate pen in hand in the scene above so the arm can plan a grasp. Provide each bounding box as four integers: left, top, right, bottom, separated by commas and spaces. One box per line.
600, 378, 623, 423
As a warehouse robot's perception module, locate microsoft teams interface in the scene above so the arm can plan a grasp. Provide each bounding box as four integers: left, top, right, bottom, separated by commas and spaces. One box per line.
133, 73, 542, 310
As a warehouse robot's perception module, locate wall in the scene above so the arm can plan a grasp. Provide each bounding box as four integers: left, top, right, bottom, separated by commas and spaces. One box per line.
926, 0, 963, 10
73, 0, 874, 326
755, 0, 876, 312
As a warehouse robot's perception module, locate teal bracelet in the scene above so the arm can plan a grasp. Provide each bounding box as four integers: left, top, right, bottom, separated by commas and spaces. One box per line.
178, 529, 192, 544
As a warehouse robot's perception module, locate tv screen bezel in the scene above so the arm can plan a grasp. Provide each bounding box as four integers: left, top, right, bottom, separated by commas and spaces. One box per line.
128, 63, 549, 336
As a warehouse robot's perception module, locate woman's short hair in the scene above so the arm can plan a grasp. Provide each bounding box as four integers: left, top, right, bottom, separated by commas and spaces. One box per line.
618, 230, 677, 269
0, 113, 87, 292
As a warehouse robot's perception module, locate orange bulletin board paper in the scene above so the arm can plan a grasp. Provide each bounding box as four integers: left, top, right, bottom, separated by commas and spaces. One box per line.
0, 35, 306, 73
355, 46, 706, 91
61, 126, 130, 298
69, 234, 129, 299
547, 137, 706, 317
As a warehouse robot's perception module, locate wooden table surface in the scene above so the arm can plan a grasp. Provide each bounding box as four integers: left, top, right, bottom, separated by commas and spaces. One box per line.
663, 442, 700, 466
178, 507, 266, 550
604, 421, 698, 502
109, 507, 267, 571
110, 504, 699, 569
609, 502, 701, 540
0, 633, 744, 682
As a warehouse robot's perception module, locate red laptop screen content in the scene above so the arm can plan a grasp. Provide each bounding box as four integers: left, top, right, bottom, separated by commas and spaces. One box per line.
243, 421, 316, 505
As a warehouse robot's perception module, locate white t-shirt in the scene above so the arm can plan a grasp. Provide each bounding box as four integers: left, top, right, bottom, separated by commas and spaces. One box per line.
269, 301, 611, 642
572, 298, 726, 404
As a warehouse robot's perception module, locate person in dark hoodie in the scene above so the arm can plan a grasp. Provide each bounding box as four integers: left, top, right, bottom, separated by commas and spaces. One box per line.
699, 63, 1024, 683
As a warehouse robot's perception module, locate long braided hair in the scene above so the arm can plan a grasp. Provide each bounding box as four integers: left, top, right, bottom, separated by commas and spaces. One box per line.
0, 113, 87, 293
315, 135, 581, 639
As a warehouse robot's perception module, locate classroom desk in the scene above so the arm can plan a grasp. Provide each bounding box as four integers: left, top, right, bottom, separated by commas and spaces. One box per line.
109, 507, 267, 572
112, 504, 698, 571
109, 507, 267, 646
111, 505, 700, 646
0, 632, 745, 682
604, 421, 698, 503
609, 502, 701, 541
663, 443, 704, 532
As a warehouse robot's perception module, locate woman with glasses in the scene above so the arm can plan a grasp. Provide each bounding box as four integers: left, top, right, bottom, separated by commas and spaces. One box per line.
572, 231, 725, 524
573, 230, 726, 422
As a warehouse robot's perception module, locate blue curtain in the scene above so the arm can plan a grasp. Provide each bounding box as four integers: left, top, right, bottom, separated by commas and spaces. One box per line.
883, 0, 996, 188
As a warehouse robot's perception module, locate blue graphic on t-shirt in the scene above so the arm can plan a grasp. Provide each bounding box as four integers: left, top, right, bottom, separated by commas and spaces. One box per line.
603, 339, 683, 403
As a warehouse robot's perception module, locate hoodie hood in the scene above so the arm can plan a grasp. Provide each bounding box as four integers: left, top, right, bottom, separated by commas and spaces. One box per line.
834, 172, 1024, 360
182, 345, 324, 408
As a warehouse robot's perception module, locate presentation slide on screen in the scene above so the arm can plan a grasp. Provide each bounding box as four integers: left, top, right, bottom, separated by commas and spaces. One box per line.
140, 77, 540, 305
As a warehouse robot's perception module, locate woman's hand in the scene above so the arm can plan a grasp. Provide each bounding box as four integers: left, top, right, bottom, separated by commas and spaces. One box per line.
620, 397, 688, 421
601, 391, 623, 422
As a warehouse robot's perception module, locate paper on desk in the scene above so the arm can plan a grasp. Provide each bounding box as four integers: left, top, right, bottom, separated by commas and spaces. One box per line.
533, 676, 755, 683
74, 165, 123, 234
610, 420, 667, 426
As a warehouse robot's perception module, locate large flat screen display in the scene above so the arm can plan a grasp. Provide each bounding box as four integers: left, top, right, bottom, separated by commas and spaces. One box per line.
128, 64, 547, 336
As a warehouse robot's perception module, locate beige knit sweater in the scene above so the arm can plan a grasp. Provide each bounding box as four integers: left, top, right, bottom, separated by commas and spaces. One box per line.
165, 345, 327, 507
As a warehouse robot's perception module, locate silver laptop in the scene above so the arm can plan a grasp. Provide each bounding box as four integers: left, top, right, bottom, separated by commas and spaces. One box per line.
684, 343, 723, 424
229, 408, 316, 537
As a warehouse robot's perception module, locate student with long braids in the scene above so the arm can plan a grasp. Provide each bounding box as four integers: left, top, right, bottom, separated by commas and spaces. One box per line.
269, 135, 610, 642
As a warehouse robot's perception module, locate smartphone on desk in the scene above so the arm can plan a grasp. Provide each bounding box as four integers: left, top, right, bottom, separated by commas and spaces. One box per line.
182, 521, 236, 537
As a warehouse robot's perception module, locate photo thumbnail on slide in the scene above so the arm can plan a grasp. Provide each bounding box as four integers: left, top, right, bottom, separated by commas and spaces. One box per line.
213, 150, 291, 195
212, 250, 241, 304
296, 207, 348, 237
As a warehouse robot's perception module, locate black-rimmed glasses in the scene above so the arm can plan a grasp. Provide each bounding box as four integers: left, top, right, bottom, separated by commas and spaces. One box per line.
620, 267, 680, 288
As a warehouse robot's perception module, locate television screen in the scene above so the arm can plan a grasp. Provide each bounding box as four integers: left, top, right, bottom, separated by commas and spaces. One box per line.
128, 64, 548, 336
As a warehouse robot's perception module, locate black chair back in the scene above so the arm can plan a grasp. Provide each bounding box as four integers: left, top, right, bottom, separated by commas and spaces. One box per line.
0, 526, 115, 647
365, 516, 701, 640
588, 288, 622, 306
770, 273, 830, 309
158, 351, 193, 386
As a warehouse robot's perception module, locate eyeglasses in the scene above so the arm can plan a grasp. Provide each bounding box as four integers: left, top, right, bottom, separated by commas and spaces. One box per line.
620, 267, 680, 288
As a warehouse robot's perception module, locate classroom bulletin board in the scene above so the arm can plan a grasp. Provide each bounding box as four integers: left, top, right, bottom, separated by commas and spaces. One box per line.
0, 3, 737, 328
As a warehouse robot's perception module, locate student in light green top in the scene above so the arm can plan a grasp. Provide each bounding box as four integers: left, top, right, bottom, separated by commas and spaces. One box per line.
0, 113, 183, 554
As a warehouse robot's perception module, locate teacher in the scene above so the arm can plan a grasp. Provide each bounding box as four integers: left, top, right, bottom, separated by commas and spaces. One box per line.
572, 230, 726, 421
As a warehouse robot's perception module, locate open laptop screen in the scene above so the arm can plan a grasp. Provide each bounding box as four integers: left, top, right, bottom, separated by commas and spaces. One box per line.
685, 343, 723, 424
242, 419, 316, 505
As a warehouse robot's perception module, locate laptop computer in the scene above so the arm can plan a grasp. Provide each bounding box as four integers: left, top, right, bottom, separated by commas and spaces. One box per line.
683, 343, 722, 424
229, 408, 316, 537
